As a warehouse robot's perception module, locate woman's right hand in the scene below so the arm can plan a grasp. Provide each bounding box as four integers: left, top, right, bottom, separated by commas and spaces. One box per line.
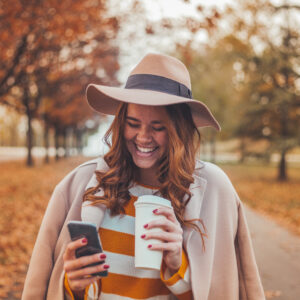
63, 238, 109, 298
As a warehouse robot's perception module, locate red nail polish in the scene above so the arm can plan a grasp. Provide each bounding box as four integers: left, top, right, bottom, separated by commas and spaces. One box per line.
148, 244, 152, 248
141, 234, 146, 238
82, 238, 87, 244
153, 209, 158, 213
100, 254, 106, 259
144, 224, 148, 228
103, 264, 110, 269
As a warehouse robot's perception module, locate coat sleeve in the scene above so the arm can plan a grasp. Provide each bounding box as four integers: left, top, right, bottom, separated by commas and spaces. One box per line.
185, 163, 265, 300
21, 185, 68, 300
235, 199, 265, 299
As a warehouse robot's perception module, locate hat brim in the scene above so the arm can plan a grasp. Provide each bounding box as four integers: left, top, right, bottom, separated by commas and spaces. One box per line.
86, 84, 221, 131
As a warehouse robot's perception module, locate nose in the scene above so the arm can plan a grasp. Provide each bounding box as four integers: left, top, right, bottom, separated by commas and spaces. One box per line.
136, 125, 152, 144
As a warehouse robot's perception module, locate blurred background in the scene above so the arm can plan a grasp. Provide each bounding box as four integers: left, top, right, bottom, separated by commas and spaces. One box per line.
0, 0, 299, 299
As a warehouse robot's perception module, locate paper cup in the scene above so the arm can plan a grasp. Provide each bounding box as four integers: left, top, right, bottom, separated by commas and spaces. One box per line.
134, 195, 172, 270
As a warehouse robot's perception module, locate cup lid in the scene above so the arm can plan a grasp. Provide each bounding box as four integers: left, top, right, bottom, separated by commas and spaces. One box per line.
134, 195, 172, 208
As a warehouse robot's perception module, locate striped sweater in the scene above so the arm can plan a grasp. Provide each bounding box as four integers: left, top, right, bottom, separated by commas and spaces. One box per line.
65, 183, 192, 300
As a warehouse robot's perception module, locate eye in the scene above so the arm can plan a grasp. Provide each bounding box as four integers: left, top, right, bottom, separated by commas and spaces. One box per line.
152, 126, 165, 132
127, 121, 140, 128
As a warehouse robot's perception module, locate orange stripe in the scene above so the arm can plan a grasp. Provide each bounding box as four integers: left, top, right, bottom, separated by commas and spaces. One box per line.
178, 249, 189, 280
124, 195, 137, 217
161, 249, 189, 286
134, 181, 159, 189
177, 289, 193, 300
99, 228, 135, 256
101, 273, 170, 299
64, 273, 75, 300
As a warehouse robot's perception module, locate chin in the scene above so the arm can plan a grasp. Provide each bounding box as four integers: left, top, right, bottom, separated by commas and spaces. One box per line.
133, 159, 157, 170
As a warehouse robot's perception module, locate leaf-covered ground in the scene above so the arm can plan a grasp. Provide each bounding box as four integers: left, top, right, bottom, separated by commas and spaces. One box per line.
0, 157, 88, 299
221, 162, 300, 236
0, 157, 299, 299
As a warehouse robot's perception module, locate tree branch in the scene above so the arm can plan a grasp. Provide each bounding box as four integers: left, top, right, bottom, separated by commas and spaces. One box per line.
0, 33, 28, 92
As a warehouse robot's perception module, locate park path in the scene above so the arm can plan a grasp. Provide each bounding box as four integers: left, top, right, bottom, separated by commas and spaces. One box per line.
245, 206, 300, 300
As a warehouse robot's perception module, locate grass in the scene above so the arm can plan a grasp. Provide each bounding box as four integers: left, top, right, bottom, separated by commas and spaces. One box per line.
0, 157, 299, 299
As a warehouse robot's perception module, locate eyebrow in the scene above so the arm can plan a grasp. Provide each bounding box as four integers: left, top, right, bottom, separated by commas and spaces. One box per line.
126, 116, 163, 125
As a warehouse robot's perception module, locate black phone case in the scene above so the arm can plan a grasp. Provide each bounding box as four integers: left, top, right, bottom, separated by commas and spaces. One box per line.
67, 221, 108, 277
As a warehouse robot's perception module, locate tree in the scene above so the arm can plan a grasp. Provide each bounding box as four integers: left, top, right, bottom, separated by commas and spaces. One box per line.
176, 34, 253, 162
226, 0, 300, 180
175, 0, 300, 180
0, 0, 120, 165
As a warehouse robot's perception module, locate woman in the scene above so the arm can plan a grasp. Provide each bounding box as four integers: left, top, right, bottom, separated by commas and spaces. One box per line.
22, 53, 265, 300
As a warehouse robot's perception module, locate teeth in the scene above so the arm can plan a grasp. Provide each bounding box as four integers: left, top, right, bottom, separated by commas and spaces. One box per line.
136, 145, 156, 153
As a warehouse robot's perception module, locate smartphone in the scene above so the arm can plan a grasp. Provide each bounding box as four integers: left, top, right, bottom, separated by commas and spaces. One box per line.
67, 220, 108, 277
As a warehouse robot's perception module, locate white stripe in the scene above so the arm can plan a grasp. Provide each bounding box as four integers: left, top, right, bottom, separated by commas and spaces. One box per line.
101, 212, 135, 235
100, 183, 158, 234
105, 251, 161, 279
167, 276, 191, 295
99, 292, 172, 300
184, 265, 190, 283
129, 184, 158, 197
87, 281, 99, 300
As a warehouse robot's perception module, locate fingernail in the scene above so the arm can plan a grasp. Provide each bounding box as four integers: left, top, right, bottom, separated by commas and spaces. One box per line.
100, 254, 106, 259
153, 209, 158, 213
103, 264, 110, 269
148, 244, 152, 248
141, 234, 146, 239
144, 224, 148, 228
82, 238, 87, 244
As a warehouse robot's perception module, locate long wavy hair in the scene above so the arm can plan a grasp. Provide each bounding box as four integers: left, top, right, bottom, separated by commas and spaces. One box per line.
83, 103, 207, 250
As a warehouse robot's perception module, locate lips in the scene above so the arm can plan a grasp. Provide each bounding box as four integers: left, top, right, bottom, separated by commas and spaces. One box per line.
135, 144, 158, 154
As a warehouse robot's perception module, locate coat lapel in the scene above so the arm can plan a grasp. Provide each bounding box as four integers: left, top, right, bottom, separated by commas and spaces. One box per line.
183, 161, 207, 249
81, 158, 110, 228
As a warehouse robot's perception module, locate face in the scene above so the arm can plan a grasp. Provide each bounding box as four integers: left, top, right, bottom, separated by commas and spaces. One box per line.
124, 104, 169, 171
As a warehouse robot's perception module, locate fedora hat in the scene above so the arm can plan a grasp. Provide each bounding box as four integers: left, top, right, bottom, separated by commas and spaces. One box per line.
86, 53, 221, 131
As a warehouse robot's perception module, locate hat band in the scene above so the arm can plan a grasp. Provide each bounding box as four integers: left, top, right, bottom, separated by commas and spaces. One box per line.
125, 74, 192, 99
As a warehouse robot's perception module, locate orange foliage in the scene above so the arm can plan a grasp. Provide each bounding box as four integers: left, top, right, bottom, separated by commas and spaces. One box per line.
0, 0, 120, 130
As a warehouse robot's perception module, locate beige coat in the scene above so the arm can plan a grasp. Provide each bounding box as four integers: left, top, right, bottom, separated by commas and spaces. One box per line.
22, 158, 265, 300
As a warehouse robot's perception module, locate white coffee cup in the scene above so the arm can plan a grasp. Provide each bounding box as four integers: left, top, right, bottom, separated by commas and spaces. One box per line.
134, 195, 172, 270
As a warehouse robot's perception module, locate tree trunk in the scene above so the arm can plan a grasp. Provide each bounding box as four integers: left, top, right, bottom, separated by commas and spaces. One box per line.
26, 111, 34, 166
76, 130, 82, 155
44, 119, 49, 164
55, 126, 60, 161
63, 129, 68, 158
210, 131, 217, 163
25, 95, 34, 167
278, 149, 287, 181
200, 138, 207, 160
239, 138, 246, 163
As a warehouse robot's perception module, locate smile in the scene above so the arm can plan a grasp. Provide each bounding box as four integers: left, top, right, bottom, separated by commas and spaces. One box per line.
135, 144, 158, 153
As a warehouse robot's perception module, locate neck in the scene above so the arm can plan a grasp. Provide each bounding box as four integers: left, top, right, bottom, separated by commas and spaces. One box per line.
136, 167, 160, 187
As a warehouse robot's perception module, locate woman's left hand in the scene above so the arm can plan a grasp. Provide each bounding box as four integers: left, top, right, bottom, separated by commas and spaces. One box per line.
142, 207, 183, 273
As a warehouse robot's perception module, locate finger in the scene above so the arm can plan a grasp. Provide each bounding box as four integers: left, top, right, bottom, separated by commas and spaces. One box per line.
69, 275, 100, 291
141, 232, 182, 243
67, 262, 109, 280
145, 218, 181, 233
63, 238, 88, 261
64, 252, 106, 273
148, 242, 182, 253
153, 207, 178, 223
